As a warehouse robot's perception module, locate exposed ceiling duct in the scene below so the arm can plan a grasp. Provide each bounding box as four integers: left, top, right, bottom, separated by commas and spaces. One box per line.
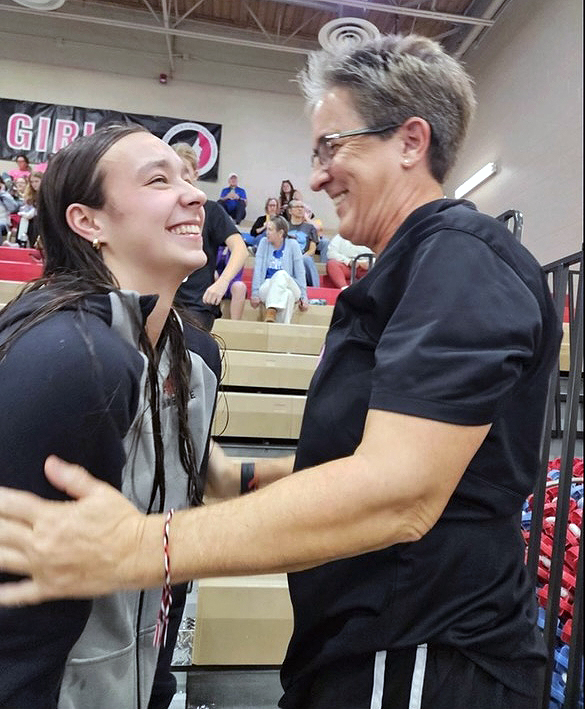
318, 17, 380, 52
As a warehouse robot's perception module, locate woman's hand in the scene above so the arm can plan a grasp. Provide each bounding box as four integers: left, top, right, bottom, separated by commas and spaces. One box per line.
299, 298, 310, 312
250, 296, 260, 308
203, 280, 228, 306
0, 456, 159, 605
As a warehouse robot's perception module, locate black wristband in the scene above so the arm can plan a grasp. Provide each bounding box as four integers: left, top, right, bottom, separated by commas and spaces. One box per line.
240, 462, 257, 495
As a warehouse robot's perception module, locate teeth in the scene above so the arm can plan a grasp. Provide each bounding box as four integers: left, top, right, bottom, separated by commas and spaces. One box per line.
332, 192, 347, 206
170, 224, 200, 235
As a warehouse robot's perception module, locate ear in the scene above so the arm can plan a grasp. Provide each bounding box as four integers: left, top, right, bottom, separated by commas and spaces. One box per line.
65, 203, 106, 245
399, 117, 432, 169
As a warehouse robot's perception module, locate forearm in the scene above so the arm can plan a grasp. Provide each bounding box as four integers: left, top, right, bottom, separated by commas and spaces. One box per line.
216, 241, 247, 286
140, 452, 419, 587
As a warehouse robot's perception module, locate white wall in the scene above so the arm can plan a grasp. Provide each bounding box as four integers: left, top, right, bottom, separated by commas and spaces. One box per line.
444, 0, 583, 264
0, 59, 339, 230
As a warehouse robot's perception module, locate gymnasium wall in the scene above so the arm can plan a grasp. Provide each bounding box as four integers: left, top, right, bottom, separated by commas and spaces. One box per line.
0, 0, 582, 261
0, 58, 337, 229
444, 0, 582, 265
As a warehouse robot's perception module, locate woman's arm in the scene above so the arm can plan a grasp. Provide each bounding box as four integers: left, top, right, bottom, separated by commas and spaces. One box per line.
250, 216, 267, 237
0, 411, 489, 602
0, 310, 136, 704
290, 241, 307, 301
202, 232, 247, 305
251, 239, 267, 297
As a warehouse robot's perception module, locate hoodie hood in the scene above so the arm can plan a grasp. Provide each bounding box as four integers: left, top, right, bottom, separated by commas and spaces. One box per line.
0, 286, 159, 348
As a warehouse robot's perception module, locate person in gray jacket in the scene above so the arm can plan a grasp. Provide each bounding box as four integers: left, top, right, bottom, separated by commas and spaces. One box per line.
251, 215, 309, 322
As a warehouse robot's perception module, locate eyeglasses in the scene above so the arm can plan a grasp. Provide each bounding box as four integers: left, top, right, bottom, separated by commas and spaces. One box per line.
311, 122, 401, 169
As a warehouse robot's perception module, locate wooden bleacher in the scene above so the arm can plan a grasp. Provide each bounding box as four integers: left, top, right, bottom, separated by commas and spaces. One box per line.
211, 318, 327, 441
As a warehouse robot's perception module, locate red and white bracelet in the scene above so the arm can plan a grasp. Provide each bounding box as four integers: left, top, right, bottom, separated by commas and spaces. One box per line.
153, 508, 175, 648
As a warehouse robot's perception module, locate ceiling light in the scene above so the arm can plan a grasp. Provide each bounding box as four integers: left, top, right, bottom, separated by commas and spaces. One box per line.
11, 0, 66, 9
454, 162, 497, 199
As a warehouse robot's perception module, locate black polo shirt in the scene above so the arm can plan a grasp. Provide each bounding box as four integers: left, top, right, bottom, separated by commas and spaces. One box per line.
280, 199, 561, 708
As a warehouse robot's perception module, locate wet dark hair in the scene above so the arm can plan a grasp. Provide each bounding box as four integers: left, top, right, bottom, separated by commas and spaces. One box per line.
1, 123, 204, 508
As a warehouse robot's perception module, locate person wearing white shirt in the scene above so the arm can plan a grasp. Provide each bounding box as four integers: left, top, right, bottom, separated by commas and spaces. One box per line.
326, 233, 374, 288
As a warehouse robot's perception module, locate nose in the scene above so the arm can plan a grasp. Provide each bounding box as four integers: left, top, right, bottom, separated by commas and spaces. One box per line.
309, 162, 330, 193
183, 181, 207, 209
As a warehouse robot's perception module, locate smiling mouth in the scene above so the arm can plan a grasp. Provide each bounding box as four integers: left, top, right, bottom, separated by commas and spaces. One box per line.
168, 224, 202, 236
332, 192, 348, 207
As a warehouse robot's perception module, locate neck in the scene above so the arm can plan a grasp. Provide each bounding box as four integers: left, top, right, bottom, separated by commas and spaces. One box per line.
290, 216, 303, 226
145, 289, 174, 347
374, 179, 444, 255
109, 265, 178, 346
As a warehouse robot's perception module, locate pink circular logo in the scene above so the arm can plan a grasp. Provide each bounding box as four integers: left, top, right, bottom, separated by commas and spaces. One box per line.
162, 121, 219, 177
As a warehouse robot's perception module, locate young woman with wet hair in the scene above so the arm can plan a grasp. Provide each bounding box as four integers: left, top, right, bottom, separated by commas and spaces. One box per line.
0, 124, 224, 709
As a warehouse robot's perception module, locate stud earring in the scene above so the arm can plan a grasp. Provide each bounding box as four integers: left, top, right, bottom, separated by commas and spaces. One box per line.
403, 158, 411, 166
92, 238, 101, 251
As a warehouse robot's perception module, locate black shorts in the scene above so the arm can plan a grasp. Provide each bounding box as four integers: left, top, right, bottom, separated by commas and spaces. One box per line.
298, 645, 543, 709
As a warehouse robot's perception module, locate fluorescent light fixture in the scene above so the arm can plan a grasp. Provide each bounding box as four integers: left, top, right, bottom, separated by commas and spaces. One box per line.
454, 162, 497, 199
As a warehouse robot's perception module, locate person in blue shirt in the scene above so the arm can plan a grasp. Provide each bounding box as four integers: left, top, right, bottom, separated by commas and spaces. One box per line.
218, 172, 247, 224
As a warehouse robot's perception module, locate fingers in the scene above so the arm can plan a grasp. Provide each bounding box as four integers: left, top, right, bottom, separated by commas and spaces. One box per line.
0, 547, 32, 579
0, 579, 46, 607
0, 487, 45, 524
44, 456, 106, 500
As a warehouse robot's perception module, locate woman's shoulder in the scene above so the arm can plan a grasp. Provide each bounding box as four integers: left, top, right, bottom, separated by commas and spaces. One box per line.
0, 294, 144, 386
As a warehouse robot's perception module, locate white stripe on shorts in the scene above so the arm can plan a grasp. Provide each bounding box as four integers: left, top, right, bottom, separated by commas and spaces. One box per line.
408, 643, 428, 709
369, 650, 387, 709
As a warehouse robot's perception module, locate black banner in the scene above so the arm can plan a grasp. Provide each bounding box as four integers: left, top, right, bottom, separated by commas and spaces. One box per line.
0, 98, 222, 181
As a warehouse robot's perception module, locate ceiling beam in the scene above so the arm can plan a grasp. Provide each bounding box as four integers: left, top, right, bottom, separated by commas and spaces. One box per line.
160, 0, 175, 74
0, 2, 315, 53
270, 0, 494, 27
243, 0, 275, 43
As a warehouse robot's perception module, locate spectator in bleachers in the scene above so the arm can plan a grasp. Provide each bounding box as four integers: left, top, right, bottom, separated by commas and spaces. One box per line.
16, 171, 43, 248
251, 215, 308, 323
249, 196, 280, 249
326, 233, 374, 288
287, 198, 321, 287
0, 177, 18, 240
173, 144, 248, 331
12, 176, 28, 200
291, 189, 315, 219
8, 153, 32, 181
278, 179, 294, 215
218, 172, 247, 224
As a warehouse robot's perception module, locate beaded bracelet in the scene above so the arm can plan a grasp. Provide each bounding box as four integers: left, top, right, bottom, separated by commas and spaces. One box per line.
153, 508, 175, 648
240, 462, 258, 495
